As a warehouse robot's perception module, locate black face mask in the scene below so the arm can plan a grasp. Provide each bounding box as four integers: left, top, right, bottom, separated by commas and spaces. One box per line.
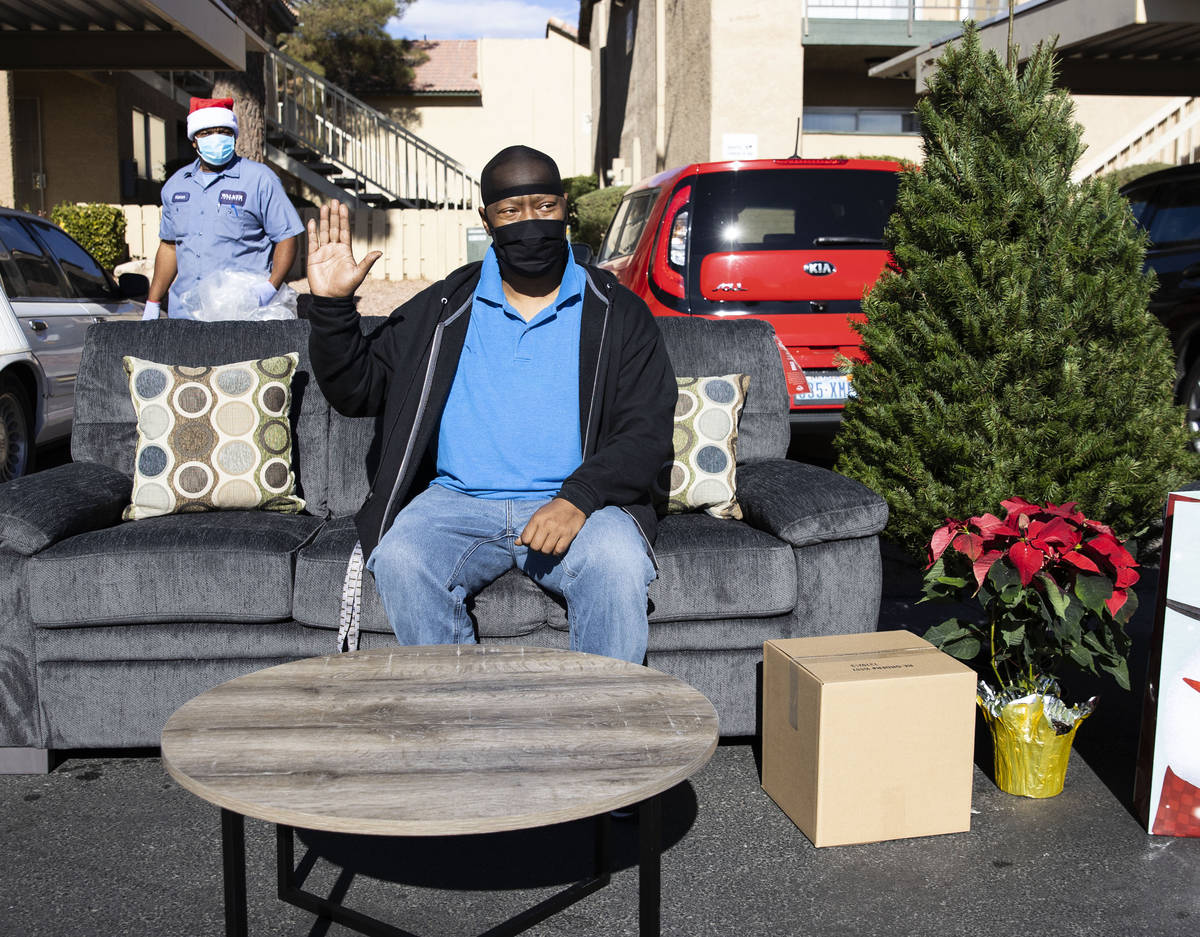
490, 218, 567, 280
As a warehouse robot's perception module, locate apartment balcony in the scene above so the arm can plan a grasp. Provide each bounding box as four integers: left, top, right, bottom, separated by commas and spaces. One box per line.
802, 0, 1008, 47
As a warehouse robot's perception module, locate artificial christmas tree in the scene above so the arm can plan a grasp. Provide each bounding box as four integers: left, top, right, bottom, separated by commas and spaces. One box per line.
835, 24, 1198, 559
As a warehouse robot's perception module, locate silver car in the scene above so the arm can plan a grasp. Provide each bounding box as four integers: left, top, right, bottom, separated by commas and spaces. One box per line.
0, 209, 145, 481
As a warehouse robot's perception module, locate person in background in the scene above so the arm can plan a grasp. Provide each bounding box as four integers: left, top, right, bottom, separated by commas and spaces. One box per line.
304, 145, 676, 664
143, 97, 304, 319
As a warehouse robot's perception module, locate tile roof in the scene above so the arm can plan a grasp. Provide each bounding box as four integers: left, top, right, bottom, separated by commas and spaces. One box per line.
408, 40, 480, 94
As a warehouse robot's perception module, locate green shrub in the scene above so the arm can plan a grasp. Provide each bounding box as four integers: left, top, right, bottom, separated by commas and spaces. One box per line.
49, 202, 127, 270
1101, 162, 1173, 190
575, 185, 628, 252
833, 26, 1198, 559
563, 173, 599, 235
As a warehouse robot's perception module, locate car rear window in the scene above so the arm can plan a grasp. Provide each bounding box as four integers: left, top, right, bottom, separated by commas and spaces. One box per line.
690, 169, 899, 255
1143, 178, 1200, 248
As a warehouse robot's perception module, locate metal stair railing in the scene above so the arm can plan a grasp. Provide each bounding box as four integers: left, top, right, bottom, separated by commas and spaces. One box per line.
264, 45, 480, 209
1076, 97, 1200, 180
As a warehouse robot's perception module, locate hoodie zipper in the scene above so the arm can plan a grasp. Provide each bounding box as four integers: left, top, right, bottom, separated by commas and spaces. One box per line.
378, 294, 471, 543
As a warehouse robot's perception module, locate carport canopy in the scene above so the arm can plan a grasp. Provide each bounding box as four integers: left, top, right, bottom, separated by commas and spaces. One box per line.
0, 0, 265, 71
869, 0, 1200, 95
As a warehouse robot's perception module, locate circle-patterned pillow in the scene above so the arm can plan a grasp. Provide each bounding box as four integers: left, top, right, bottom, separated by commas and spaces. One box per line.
654, 373, 750, 519
122, 353, 306, 520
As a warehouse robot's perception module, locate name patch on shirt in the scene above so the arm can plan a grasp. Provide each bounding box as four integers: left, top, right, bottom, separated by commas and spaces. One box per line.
172, 192, 190, 203
219, 190, 247, 207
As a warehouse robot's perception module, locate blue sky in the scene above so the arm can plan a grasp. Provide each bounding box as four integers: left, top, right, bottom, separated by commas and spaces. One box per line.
388, 0, 581, 40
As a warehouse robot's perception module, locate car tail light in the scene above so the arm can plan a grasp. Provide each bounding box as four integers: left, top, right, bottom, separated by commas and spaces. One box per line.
651, 184, 691, 299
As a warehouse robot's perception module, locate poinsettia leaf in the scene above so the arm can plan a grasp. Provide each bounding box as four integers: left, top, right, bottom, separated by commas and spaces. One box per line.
1002, 623, 1026, 647
1001, 496, 1039, 518
1062, 550, 1102, 574
1113, 587, 1139, 625
941, 635, 983, 661
1069, 643, 1097, 674
1115, 566, 1140, 588
1043, 501, 1079, 517
1085, 533, 1136, 568
1075, 573, 1113, 616
1036, 516, 1082, 550
1102, 656, 1131, 691
937, 576, 968, 588
1008, 541, 1045, 585
952, 532, 984, 561
972, 549, 1004, 590
974, 512, 1018, 537
922, 619, 972, 647
1036, 571, 1070, 618
928, 521, 959, 567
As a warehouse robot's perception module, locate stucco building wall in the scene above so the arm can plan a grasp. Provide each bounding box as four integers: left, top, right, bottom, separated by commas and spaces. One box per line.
367, 33, 593, 181
0, 73, 14, 208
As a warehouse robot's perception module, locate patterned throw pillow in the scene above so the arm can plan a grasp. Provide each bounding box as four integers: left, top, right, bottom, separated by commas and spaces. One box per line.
122, 354, 306, 520
655, 373, 750, 519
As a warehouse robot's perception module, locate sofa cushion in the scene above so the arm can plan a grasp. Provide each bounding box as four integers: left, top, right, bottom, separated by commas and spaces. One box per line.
293, 517, 555, 636
656, 374, 750, 519
122, 353, 306, 520
71, 320, 330, 515
29, 512, 322, 627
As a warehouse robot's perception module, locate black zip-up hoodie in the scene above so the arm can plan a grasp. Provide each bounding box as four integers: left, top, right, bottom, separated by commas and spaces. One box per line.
307, 260, 677, 562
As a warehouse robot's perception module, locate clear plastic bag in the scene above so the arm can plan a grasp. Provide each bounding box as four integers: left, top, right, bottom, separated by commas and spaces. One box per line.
175, 270, 298, 321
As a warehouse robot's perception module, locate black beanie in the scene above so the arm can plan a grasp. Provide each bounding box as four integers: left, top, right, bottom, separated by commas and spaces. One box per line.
480, 145, 564, 207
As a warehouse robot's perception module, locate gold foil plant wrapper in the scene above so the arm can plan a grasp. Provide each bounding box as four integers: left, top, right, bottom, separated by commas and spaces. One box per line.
977, 677, 1097, 798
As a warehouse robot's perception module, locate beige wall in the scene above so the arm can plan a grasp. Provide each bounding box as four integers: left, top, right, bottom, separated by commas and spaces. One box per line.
15, 71, 120, 208
369, 33, 592, 180
708, 0, 805, 162
664, 0, 710, 168
0, 72, 13, 208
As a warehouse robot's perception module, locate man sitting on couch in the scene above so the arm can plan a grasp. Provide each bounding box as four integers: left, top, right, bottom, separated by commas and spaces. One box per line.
305, 145, 676, 663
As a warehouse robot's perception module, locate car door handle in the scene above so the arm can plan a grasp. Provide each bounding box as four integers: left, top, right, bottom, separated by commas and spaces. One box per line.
92, 316, 105, 324
28, 320, 47, 332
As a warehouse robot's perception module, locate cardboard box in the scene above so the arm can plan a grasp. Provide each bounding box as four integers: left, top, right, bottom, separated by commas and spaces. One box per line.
762, 630, 976, 847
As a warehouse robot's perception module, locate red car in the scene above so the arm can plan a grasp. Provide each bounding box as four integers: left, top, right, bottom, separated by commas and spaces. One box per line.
596, 158, 901, 426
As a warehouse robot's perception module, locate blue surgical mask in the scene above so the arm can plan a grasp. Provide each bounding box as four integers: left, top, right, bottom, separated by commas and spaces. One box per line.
196, 134, 235, 167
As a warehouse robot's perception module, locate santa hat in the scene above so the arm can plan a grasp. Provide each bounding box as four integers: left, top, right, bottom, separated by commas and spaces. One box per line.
187, 97, 238, 140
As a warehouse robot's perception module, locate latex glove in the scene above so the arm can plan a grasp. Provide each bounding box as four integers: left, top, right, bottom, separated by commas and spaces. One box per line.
141, 301, 161, 321
255, 280, 279, 306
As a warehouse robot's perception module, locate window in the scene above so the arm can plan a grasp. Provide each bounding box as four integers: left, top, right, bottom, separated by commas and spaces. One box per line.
803, 107, 920, 135
1145, 180, 1200, 248
131, 108, 167, 182
31, 222, 115, 300
0, 216, 66, 299
599, 190, 658, 262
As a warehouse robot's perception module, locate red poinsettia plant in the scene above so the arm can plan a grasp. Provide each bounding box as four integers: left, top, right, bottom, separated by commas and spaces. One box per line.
921, 497, 1138, 694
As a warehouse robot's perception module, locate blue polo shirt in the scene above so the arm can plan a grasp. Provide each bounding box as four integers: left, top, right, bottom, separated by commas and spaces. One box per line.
159, 156, 304, 315
434, 246, 584, 499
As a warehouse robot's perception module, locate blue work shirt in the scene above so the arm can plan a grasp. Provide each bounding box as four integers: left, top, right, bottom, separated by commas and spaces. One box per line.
158, 156, 304, 315
434, 245, 584, 499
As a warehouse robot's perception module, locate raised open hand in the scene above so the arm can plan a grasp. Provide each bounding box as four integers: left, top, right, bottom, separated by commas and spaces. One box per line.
305, 201, 382, 298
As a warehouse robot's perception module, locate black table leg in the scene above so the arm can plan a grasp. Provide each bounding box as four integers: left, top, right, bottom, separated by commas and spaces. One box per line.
639, 795, 661, 936
221, 808, 248, 937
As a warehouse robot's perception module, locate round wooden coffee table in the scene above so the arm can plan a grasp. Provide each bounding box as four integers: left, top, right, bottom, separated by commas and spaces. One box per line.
161, 645, 719, 937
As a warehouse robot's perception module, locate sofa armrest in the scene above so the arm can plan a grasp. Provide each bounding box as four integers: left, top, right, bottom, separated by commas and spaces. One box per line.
0, 462, 131, 555
736, 459, 888, 547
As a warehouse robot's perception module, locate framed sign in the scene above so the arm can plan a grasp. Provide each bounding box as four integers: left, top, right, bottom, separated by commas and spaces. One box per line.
1135, 491, 1200, 836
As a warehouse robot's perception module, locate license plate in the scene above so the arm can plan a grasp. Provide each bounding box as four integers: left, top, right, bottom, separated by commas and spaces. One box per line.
794, 373, 854, 404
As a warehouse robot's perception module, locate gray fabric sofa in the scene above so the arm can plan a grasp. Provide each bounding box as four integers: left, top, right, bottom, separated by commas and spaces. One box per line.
0, 315, 887, 773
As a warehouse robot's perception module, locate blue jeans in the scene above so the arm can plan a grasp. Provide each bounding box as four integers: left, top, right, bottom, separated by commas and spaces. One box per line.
366, 484, 655, 663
